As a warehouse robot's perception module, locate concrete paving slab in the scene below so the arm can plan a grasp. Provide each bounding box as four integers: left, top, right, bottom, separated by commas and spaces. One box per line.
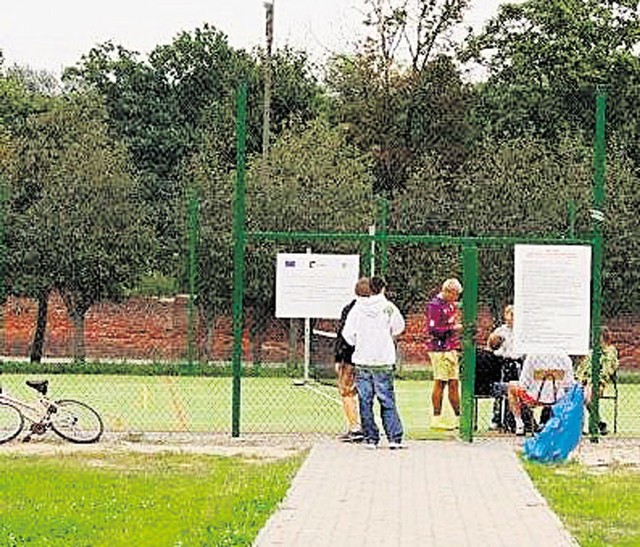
254, 440, 577, 547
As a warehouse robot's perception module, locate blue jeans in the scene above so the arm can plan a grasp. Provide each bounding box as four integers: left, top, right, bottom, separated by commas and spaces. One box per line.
355, 367, 403, 445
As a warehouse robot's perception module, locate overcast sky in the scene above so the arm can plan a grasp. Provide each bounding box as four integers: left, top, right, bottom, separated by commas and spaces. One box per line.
1, 0, 506, 76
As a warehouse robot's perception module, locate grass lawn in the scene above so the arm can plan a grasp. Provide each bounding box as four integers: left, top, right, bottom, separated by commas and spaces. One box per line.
1, 374, 638, 437
524, 461, 640, 547
0, 451, 304, 546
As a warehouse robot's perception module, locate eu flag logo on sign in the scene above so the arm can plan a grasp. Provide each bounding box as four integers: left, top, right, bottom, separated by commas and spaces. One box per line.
285, 260, 296, 267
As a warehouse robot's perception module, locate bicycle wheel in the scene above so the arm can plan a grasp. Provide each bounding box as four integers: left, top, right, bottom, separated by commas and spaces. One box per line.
0, 402, 24, 443
50, 399, 104, 443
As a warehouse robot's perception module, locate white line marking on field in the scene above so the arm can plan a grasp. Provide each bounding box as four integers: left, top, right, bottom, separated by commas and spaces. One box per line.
303, 382, 341, 405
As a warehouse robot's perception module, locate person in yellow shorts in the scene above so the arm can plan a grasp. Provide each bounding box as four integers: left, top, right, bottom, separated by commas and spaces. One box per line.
425, 278, 463, 429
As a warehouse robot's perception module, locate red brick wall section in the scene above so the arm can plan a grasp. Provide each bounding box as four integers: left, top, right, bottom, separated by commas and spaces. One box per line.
1, 293, 638, 369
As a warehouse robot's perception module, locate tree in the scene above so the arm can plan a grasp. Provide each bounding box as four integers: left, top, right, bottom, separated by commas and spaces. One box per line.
0, 62, 57, 133
388, 128, 640, 318
181, 134, 235, 361
326, 0, 473, 194
64, 27, 324, 283
1, 69, 60, 361
465, 0, 640, 143
11, 94, 155, 360
245, 118, 374, 364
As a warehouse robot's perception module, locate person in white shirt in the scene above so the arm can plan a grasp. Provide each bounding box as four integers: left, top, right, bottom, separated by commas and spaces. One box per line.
491, 305, 522, 361
342, 276, 405, 449
507, 353, 574, 436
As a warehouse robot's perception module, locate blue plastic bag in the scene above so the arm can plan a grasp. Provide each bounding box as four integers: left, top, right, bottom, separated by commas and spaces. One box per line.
523, 383, 584, 463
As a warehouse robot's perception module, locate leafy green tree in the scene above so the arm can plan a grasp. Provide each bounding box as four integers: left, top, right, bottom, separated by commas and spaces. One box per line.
2, 73, 63, 360
0, 62, 57, 133
460, 0, 640, 316
64, 27, 324, 283
244, 118, 374, 363
11, 94, 155, 360
389, 130, 639, 317
326, 0, 473, 194
465, 0, 640, 144
600, 142, 640, 315
186, 118, 374, 363
180, 134, 234, 361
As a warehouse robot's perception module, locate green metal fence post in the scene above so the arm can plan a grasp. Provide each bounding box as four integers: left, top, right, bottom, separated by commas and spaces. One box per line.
460, 242, 478, 442
231, 82, 248, 437
186, 186, 199, 372
589, 90, 607, 442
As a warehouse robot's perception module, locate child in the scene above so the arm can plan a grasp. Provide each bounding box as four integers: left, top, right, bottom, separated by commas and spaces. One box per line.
342, 276, 405, 449
575, 326, 619, 435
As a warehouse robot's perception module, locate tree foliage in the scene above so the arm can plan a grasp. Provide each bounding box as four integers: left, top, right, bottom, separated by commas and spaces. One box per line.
9, 94, 155, 360
466, 0, 640, 142
64, 27, 324, 280
327, 0, 474, 194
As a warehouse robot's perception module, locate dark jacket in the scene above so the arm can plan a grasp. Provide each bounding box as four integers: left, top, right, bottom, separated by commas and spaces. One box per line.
475, 348, 505, 396
334, 299, 356, 363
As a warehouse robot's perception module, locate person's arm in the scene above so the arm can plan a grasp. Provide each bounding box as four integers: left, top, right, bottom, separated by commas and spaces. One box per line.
334, 301, 355, 362
390, 305, 405, 337
342, 308, 357, 347
519, 358, 534, 389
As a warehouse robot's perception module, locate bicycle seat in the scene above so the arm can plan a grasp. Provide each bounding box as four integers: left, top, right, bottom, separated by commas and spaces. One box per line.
26, 380, 49, 395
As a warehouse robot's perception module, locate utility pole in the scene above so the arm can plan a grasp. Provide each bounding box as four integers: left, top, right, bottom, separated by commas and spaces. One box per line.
262, 1, 274, 167
259, 1, 275, 374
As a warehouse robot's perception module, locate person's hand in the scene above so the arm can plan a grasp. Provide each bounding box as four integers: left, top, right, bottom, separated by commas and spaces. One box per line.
335, 362, 341, 375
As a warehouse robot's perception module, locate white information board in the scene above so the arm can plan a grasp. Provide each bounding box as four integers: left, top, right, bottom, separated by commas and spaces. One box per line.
275, 254, 360, 319
513, 245, 591, 355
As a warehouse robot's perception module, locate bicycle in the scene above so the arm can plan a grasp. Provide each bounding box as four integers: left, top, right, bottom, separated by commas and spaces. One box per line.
0, 379, 104, 444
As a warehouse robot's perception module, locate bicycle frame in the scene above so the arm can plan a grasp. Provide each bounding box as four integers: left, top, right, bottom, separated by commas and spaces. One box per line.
0, 391, 54, 427
0, 381, 104, 444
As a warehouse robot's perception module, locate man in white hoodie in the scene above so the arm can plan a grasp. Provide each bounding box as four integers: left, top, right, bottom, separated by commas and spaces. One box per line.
342, 276, 405, 449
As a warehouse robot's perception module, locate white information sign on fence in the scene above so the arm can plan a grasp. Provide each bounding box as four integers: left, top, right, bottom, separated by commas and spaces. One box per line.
514, 244, 591, 355
275, 254, 360, 319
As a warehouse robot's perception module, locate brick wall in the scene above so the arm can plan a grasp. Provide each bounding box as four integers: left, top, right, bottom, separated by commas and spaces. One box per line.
1, 293, 638, 369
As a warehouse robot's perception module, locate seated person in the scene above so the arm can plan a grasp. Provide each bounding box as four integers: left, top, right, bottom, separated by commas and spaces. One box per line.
575, 326, 619, 435
490, 304, 523, 383
507, 353, 574, 436
490, 305, 521, 361
475, 333, 505, 396
475, 333, 507, 429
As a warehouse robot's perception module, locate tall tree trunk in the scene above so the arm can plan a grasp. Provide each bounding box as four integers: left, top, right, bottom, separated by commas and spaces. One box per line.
61, 291, 89, 363
30, 289, 49, 363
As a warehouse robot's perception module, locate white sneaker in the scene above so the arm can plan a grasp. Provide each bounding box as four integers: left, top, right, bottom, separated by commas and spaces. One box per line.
388, 441, 405, 450
515, 423, 525, 436
364, 441, 378, 450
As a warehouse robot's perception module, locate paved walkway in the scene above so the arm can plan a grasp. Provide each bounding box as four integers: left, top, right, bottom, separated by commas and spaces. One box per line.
254, 440, 577, 547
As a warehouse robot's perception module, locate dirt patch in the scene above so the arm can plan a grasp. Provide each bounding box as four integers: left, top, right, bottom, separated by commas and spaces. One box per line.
0, 432, 317, 462
2, 432, 638, 469
572, 438, 640, 469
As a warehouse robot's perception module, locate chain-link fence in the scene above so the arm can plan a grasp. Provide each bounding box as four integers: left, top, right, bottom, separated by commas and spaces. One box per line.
0, 21, 638, 448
